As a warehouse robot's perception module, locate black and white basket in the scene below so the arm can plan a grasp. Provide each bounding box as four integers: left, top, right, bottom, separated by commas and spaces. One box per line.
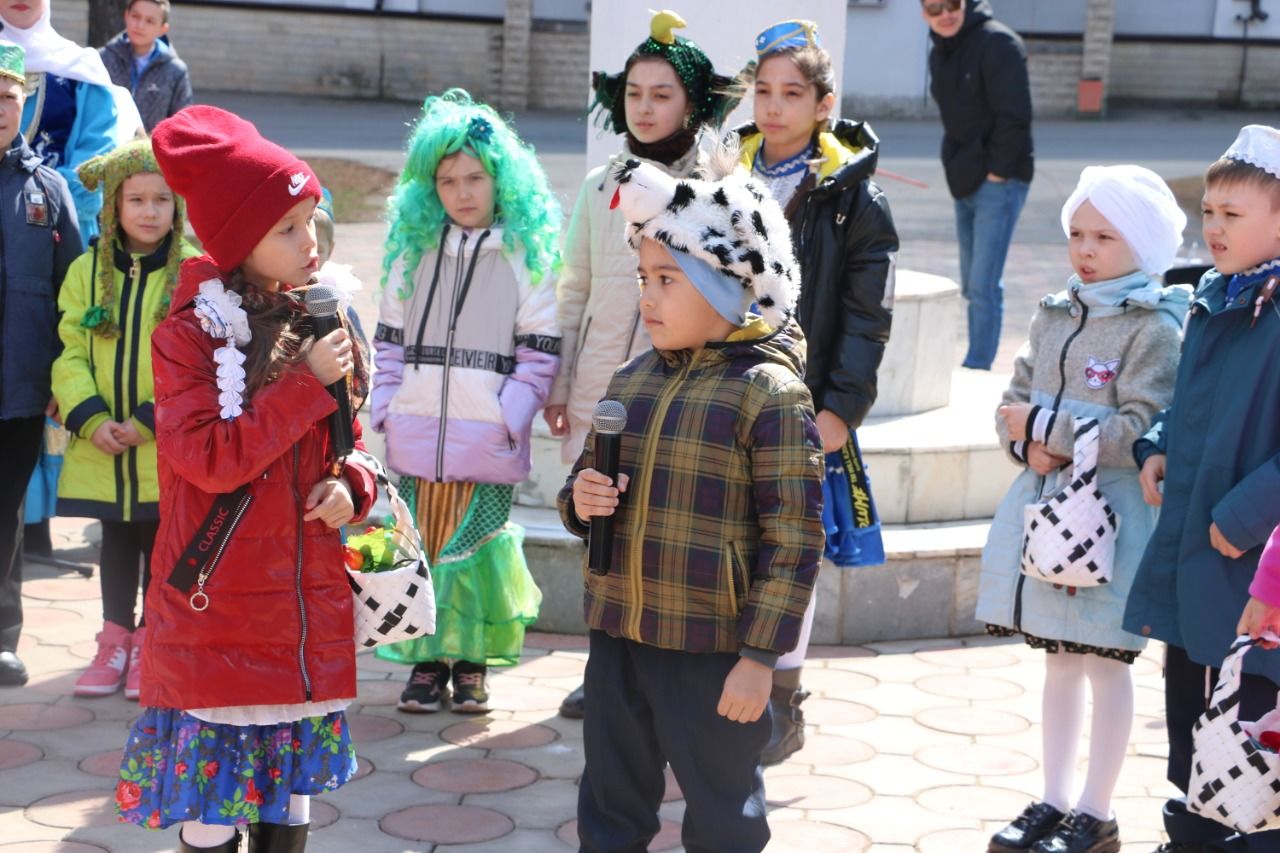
1020, 417, 1119, 589
1188, 636, 1280, 833
346, 449, 436, 649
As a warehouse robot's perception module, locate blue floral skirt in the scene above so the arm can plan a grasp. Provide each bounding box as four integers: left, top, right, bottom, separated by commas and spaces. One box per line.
115, 708, 357, 830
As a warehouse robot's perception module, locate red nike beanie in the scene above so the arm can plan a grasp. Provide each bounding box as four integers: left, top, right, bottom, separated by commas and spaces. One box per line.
152, 105, 322, 273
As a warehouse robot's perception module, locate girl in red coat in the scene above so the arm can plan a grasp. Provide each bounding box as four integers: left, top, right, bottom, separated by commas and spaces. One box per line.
113, 105, 377, 853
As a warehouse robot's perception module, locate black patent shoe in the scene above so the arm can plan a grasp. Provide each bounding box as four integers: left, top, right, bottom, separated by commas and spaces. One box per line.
559, 684, 585, 719
0, 650, 28, 686
990, 802, 1067, 852
1032, 811, 1119, 853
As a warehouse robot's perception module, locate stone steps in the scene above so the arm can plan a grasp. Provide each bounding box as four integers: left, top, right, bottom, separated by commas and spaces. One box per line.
860, 367, 1020, 524
515, 504, 991, 646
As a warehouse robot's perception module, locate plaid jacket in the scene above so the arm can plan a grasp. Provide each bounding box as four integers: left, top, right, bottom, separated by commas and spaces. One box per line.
557, 319, 824, 659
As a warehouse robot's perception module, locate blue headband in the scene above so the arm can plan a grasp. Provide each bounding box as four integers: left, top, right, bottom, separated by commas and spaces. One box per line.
755, 20, 820, 59
668, 248, 750, 326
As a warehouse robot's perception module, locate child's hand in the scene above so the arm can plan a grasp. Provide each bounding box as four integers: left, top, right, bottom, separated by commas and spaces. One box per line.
1238, 597, 1280, 649
1139, 454, 1166, 506
571, 469, 630, 525
543, 405, 569, 437
1210, 522, 1245, 559
1026, 441, 1070, 476
717, 657, 772, 723
305, 328, 353, 386
116, 421, 145, 447
45, 396, 60, 425
304, 477, 355, 529
91, 421, 127, 455
815, 409, 849, 454
998, 403, 1033, 442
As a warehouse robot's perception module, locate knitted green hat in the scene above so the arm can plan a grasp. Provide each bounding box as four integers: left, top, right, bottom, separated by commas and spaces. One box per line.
590, 10, 739, 135
76, 139, 187, 337
0, 40, 23, 84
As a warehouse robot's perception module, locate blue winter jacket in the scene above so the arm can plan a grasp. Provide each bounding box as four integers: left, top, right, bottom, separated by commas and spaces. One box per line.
0, 135, 83, 420
1124, 265, 1280, 683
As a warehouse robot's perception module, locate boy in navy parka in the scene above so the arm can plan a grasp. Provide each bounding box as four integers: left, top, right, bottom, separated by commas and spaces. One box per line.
0, 40, 83, 687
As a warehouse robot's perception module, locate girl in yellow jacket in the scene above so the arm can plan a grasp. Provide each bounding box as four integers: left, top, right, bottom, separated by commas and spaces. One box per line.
51, 139, 199, 700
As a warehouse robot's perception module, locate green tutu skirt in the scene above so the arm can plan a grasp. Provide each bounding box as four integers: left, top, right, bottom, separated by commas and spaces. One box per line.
376, 479, 541, 668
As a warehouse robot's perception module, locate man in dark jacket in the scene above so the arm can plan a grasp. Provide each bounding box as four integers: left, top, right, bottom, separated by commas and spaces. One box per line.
0, 41, 83, 686
99, 0, 193, 133
923, 0, 1033, 370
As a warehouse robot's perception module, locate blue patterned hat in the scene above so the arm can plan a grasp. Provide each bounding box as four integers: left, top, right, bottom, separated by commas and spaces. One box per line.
755, 20, 820, 59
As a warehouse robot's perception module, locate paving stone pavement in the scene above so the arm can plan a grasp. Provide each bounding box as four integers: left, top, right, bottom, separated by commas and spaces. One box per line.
0, 518, 1181, 852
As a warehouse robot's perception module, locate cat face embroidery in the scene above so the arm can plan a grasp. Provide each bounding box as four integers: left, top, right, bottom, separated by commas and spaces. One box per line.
1084, 356, 1120, 389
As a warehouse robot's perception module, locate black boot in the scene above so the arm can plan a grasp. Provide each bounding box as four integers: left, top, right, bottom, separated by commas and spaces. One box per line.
1031, 810, 1119, 853
177, 828, 242, 852
761, 667, 809, 767
559, 683, 585, 719
247, 822, 308, 853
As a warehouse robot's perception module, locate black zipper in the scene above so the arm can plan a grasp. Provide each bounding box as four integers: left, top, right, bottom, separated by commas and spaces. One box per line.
291, 444, 313, 701
411, 223, 451, 373
571, 316, 592, 380
188, 491, 254, 612
435, 229, 490, 481
1013, 301, 1090, 631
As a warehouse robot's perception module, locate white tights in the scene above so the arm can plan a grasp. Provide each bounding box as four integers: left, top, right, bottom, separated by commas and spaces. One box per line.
181, 794, 310, 847
1040, 651, 1134, 820
776, 593, 817, 671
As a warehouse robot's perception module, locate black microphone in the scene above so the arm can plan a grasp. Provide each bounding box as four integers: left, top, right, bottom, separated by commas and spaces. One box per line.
588, 400, 628, 576
303, 284, 355, 459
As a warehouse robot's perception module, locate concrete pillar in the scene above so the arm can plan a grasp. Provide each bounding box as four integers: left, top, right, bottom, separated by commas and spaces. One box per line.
1079, 0, 1115, 115
499, 0, 532, 110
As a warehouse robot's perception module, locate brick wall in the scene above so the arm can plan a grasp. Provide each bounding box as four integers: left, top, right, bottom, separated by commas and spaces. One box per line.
50, 2, 1280, 114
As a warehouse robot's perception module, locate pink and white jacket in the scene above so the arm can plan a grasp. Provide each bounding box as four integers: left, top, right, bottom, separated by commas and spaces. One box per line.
1253, 525, 1280, 607
372, 225, 560, 484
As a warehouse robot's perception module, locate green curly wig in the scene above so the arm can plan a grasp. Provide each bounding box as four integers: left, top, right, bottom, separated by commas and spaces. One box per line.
383, 89, 562, 295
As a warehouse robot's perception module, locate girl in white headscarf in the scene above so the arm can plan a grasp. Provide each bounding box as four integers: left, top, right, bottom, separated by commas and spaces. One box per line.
0, 0, 142, 238
976, 165, 1191, 853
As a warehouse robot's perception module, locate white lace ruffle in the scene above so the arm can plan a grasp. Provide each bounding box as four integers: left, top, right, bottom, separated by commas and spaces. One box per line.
1225, 124, 1280, 179
315, 261, 363, 314
192, 279, 252, 420
185, 697, 352, 726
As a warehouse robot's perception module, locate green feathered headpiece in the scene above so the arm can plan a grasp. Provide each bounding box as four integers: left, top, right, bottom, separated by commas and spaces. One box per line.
589, 10, 740, 135
76, 139, 187, 337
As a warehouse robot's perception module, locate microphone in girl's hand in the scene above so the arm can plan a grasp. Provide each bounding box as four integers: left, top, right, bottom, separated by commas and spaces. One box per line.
304, 285, 355, 458
588, 400, 628, 576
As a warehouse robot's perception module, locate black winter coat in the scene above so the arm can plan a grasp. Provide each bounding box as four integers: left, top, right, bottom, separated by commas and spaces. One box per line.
736, 119, 898, 429
928, 0, 1034, 199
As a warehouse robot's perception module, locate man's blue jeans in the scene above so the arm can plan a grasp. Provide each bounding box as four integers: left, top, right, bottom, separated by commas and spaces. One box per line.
954, 178, 1030, 370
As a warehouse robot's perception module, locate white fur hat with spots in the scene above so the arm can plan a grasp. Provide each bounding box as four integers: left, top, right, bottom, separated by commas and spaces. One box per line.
611, 153, 800, 328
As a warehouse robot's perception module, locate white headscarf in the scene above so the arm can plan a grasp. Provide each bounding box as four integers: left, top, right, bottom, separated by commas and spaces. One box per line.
0, 0, 112, 86
0, 0, 143, 143
1061, 165, 1187, 276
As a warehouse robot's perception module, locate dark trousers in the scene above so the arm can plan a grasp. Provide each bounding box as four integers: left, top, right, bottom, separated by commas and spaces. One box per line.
99, 520, 158, 631
578, 630, 771, 853
0, 417, 46, 651
1164, 643, 1280, 850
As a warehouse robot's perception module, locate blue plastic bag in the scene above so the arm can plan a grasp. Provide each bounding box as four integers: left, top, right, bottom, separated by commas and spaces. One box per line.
821, 430, 884, 567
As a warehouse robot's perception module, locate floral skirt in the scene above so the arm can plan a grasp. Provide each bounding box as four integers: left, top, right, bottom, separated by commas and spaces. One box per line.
985, 624, 1140, 664
115, 708, 357, 830
376, 479, 541, 668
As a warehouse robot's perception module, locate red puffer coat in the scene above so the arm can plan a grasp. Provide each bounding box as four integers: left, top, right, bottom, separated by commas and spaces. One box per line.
140, 259, 376, 710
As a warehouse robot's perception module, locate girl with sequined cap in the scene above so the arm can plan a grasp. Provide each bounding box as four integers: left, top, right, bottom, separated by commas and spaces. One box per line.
51, 139, 200, 701
546, 8, 738, 720
371, 89, 559, 716
733, 19, 899, 765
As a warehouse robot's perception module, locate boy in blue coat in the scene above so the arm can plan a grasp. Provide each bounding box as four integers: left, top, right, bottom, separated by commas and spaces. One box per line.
0, 40, 83, 687
1124, 124, 1280, 853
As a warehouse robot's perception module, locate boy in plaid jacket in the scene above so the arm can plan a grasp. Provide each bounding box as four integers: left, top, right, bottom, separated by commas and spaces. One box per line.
558, 154, 824, 852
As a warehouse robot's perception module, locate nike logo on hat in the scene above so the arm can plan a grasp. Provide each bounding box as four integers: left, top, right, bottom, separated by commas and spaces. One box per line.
287, 172, 310, 197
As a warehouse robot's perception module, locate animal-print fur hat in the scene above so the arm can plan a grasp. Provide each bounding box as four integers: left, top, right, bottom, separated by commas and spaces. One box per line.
611, 139, 799, 328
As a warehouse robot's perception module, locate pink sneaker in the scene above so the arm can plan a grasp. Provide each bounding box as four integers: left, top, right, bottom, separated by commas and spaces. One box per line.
74, 622, 131, 697
124, 626, 145, 701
